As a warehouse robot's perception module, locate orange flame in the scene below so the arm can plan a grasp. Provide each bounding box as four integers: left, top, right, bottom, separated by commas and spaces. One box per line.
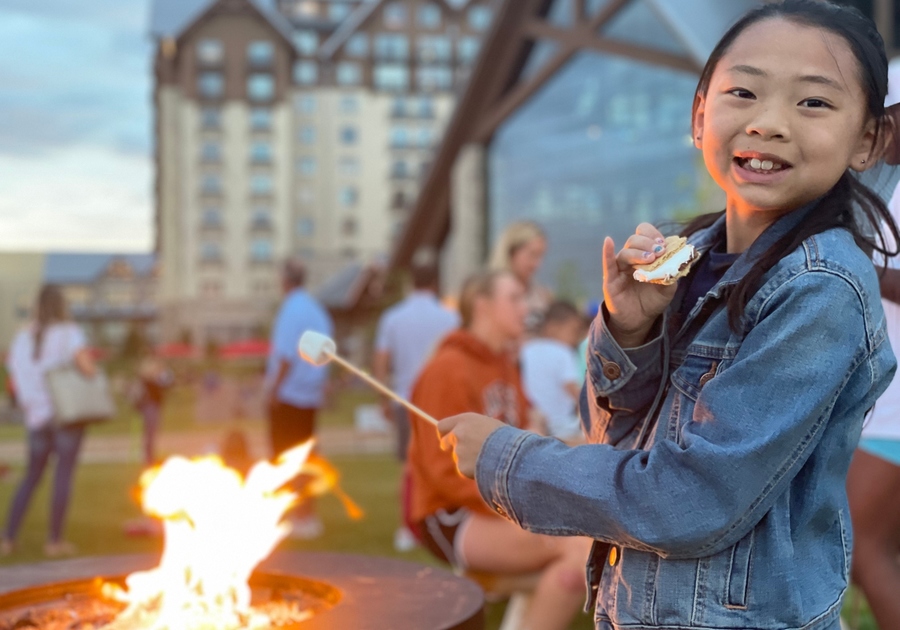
101, 440, 361, 629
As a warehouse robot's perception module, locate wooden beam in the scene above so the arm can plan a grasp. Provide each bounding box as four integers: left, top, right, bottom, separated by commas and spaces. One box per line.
473, 43, 577, 142
588, 0, 631, 32
524, 19, 699, 74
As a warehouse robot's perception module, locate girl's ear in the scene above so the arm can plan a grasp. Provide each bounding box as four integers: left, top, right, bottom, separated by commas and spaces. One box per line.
692, 94, 706, 150
849, 117, 878, 172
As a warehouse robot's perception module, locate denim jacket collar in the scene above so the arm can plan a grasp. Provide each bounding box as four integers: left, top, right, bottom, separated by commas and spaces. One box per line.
687, 200, 819, 302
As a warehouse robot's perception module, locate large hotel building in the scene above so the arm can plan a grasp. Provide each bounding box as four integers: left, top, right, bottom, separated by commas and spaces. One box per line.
149, 0, 495, 345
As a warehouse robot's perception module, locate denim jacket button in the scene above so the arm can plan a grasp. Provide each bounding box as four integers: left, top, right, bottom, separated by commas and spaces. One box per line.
493, 502, 507, 517
602, 363, 622, 380
608, 546, 619, 567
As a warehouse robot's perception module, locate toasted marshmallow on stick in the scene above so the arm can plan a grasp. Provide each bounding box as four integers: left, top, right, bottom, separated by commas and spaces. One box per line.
632, 236, 698, 286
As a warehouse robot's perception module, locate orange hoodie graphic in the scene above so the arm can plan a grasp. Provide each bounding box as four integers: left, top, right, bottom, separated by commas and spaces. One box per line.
407, 330, 529, 522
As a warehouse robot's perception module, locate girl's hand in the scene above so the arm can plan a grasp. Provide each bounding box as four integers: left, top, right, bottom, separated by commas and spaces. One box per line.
438, 414, 506, 478
603, 224, 678, 347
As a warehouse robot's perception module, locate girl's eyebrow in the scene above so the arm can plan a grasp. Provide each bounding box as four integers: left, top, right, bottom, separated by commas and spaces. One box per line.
728, 64, 844, 91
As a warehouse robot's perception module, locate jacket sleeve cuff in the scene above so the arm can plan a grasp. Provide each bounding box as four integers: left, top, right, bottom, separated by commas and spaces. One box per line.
475, 425, 531, 525
587, 305, 664, 397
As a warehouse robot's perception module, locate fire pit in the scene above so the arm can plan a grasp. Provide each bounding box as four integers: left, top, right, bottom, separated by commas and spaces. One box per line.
0, 551, 484, 629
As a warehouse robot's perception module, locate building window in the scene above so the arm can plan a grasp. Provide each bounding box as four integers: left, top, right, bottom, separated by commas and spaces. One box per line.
298, 125, 316, 145
338, 156, 360, 176
417, 3, 442, 29
391, 97, 406, 117
250, 141, 272, 164
339, 186, 358, 207
196, 39, 224, 65
200, 241, 222, 263
391, 159, 409, 178
251, 205, 272, 230
297, 217, 315, 236
201, 206, 222, 228
390, 126, 409, 148
295, 94, 316, 113
417, 36, 452, 63
457, 36, 481, 64
417, 96, 435, 118
392, 190, 408, 209
374, 34, 409, 61
383, 2, 407, 28
297, 156, 317, 176
250, 174, 273, 196
250, 108, 272, 131
247, 41, 275, 67
468, 5, 493, 31
202, 173, 222, 195
346, 33, 368, 57
329, 3, 352, 21
417, 127, 434, 148
201, 107, 221, 129
247, 74, 275, 102
374, 64, 410, 91
341, 217, 358, 236
293, 29, 319, 56
294, 61, 318, 85
340, 125, 358, 145
336, 62, 362, 86
291, 1, 319, 19
201, 141, 221, 163
339, 95, 359, 114
198, 72, 224, 99
250, 238, 274, 263
416, 66, 453, 91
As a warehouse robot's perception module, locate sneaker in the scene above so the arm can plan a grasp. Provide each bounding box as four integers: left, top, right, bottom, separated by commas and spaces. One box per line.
393, 526, 417, 552
288, 516, 324, 540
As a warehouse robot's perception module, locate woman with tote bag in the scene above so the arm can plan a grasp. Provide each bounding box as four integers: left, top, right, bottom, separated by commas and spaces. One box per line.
2, 285, 98, 557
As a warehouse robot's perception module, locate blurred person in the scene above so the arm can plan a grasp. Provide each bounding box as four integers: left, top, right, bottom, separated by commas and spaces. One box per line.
521, 301, 586, 445
133, 352, 173, 466
265, 258, 333, 539
407, 270, 590, 630
488, 221, 552, 332
373, 262, 459, 551
847, 58, 900, 628
2, 285, 97, 557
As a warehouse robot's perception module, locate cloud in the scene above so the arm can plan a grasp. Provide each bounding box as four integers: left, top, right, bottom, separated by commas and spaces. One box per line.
0, 147, 152, 251
0, 0, 153, 251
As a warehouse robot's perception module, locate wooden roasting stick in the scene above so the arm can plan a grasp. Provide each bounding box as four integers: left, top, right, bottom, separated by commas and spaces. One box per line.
298, 331, 439, 427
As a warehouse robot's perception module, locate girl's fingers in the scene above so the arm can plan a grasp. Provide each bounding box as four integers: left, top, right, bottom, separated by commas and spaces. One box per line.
623, 234, 664, 256
602, 237, 619, 284
619, 247, 660, 267
636, 223, 666, 242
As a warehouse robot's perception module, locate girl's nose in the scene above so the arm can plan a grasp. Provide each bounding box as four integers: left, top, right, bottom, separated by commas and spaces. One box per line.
745, 107, 790, 140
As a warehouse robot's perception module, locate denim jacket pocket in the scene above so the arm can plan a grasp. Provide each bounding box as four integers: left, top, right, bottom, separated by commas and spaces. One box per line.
725, 528, 755, 609
670, 352, 723, 402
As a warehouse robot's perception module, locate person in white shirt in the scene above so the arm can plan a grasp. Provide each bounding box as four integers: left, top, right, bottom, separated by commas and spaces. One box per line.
846, 57, 900, 629
373, 262, 459, 551
521, 301, 587, 445
2, 285, 96, 557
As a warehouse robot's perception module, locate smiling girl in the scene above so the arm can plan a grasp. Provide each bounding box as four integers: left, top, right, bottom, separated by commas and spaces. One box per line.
438, 1, 900, 628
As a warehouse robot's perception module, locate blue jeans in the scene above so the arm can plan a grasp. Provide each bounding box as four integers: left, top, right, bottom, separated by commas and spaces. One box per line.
4, 423, 86, 543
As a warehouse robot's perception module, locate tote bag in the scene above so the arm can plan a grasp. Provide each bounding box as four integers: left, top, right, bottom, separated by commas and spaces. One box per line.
45, 366, 116, 426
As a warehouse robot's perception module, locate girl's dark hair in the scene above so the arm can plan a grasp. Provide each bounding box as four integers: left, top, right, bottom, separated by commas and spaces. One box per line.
33, 285, 68, 360
685, 0, 900, 332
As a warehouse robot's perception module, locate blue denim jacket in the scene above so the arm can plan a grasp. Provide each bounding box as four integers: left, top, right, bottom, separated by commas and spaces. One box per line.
476, 209, 896, 629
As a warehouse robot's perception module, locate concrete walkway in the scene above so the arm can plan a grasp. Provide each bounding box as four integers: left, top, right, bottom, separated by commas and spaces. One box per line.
0, 425, 394, 465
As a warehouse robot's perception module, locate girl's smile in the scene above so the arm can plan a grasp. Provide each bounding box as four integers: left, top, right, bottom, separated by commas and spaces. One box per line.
692, 18, 877, 250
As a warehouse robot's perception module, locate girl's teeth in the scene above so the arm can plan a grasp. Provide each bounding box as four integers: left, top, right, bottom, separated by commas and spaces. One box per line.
761, 160, 774, 170
750, 158, 762, 169
742, 158, 784, 172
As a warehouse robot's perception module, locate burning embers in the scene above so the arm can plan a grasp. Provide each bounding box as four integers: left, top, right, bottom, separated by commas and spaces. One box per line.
98, 441, 360, 630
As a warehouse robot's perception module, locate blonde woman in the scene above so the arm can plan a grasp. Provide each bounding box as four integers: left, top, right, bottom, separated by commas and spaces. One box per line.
488, 221, 552, 332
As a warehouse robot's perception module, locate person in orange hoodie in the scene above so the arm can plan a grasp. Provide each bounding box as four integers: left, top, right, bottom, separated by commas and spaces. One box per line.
408, 269, 591, 630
